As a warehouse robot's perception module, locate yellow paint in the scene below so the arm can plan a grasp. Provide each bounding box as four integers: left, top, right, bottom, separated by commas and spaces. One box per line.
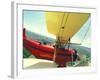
45, 12, 90, 44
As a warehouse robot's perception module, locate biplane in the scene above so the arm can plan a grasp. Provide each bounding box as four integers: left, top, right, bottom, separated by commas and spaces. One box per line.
23, 12, 90, 67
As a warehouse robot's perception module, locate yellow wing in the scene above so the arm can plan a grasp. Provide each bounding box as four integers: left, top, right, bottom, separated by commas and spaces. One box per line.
45, 12, 90, 44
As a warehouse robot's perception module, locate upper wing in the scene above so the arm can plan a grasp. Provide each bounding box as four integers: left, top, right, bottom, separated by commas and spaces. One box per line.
45, 12, 90, 44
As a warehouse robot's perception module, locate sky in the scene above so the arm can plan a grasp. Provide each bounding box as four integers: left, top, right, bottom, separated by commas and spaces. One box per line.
23, 10, 55, 38
23, 10, 91, 48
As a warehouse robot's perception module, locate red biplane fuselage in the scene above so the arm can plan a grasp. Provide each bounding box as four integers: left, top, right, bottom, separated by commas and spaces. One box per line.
23, 28, 79, 67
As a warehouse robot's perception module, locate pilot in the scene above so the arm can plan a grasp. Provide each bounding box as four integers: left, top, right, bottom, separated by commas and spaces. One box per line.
73, 49, 80, 61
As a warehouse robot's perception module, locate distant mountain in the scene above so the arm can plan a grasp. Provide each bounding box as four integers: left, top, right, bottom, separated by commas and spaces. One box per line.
69, 44, 90, 55
26, 30, 56, 45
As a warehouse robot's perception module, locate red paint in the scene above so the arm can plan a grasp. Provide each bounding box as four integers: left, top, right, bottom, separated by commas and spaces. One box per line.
23, 28, 78, 67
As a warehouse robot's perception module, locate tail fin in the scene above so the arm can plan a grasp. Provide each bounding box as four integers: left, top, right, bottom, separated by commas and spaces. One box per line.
23, 28, 26, 39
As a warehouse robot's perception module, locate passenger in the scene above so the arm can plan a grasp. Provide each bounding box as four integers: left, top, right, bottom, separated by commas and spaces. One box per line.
43, 42, 47, 45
